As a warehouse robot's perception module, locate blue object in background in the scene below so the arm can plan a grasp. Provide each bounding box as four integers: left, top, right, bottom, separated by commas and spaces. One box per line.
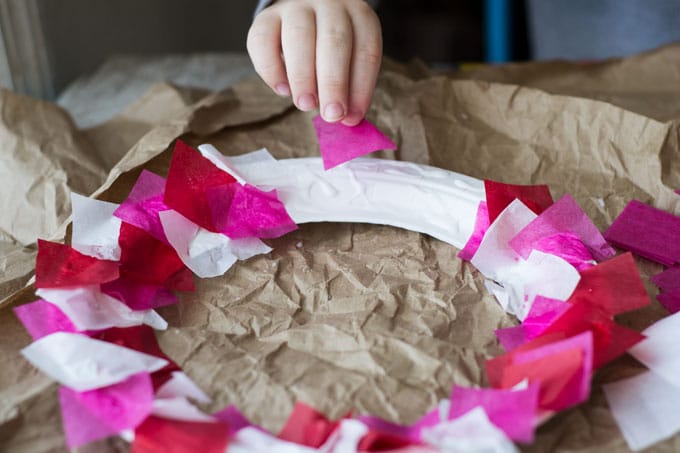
485, 0, 512, 63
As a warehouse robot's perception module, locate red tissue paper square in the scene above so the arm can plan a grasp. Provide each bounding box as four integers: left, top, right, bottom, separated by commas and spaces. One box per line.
118, 222, 193, 291
132, 416, 229, 453
567, 252, 650, 315
164, 140, 237, 232
484, 180, 554, 224
35, 239, 119, 288
278, 402, 343, 448
604, 199, 680, 266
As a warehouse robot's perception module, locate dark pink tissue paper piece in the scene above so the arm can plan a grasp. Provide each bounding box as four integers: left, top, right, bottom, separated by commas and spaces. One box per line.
605, 200, 680, 266
59, 372, 153, 448
213, 405, 261, 435
651, 266, 680, 292
313, 115, 397, 170
359, 407, 440, 443
101, 278, 178, 311
510, 194, 615, 262
114, 170, 170, 244
657, 290, 680, 314
458, 202, 490, 261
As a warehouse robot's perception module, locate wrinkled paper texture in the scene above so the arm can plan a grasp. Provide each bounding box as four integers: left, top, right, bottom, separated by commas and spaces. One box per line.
3, 44, 680, 451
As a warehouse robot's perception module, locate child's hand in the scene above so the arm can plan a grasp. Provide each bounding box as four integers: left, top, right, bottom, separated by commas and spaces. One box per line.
247, 0, 382, 126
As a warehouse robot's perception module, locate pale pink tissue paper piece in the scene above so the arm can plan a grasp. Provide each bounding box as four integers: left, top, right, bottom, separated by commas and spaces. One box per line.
604, 370, 680, 451
458, 201, 490, 261
14, 299, 80, 340
114, 170, 170, 243
448, 384, 540, 443
159, 210, 271, 278
21, 332, 168, 391
71, 193, 122, 261
628, 310, 680, 387
509, 194, 614, 263
59, 372, 153, 448
35, 286, 167, 331
312, 115, 397, 170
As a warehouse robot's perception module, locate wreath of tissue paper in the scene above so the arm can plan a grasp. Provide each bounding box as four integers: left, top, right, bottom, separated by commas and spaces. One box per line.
14, 117, 680, 452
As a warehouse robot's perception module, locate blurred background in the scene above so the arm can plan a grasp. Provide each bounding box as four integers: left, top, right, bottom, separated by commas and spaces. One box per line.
1, 0, 678, 126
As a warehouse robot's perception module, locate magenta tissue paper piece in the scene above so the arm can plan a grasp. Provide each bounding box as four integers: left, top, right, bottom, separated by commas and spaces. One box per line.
651, 266, 680, 292
604, 200, 680, 266
529, 232, 595, 271
510, 194, 614, 262
359, 407, 440, 442
114, 170, 170, 243
458, 202, 490, 261
657, 290, 680, 314
59, 372, 153, 448
495, 296, 568, 351
213, 405, 260, 435
313, 115, 397, 170
101, 278, 178, 311
448, 384, 540, 443
521, 296, 569, 339
223, 185, 297, 239
495, 326, 527, 352
14, 299, 80, 340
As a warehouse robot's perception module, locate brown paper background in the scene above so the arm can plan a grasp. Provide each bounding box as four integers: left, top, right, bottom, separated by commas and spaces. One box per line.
3, 45, 680, 452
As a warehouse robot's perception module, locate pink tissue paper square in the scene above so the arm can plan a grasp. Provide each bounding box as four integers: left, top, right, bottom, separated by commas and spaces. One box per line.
222, 185, 297, 239
114, 170, 170, 244
604, 200, 680, 266
313, 115, 397, 170
448, 384, 539, 443
59, 372, 153, 448
510, 194, 614, 263
14, 299, 80, 340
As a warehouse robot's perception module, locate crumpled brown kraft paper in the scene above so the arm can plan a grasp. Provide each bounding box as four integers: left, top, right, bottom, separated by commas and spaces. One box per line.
3, 44, 680, 452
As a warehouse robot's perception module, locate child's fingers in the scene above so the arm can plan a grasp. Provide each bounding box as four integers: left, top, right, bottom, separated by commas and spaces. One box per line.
343, 3, 382, 126
281, 7, 318, 111
315, 3, 353, 123
247, 12, 290, 96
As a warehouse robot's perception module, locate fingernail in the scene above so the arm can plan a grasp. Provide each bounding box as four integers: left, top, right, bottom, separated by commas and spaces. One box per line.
297, 94, 317, 111
275, 83, 290, 96
323, 103, 345, 122
342, 110, 364, 126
